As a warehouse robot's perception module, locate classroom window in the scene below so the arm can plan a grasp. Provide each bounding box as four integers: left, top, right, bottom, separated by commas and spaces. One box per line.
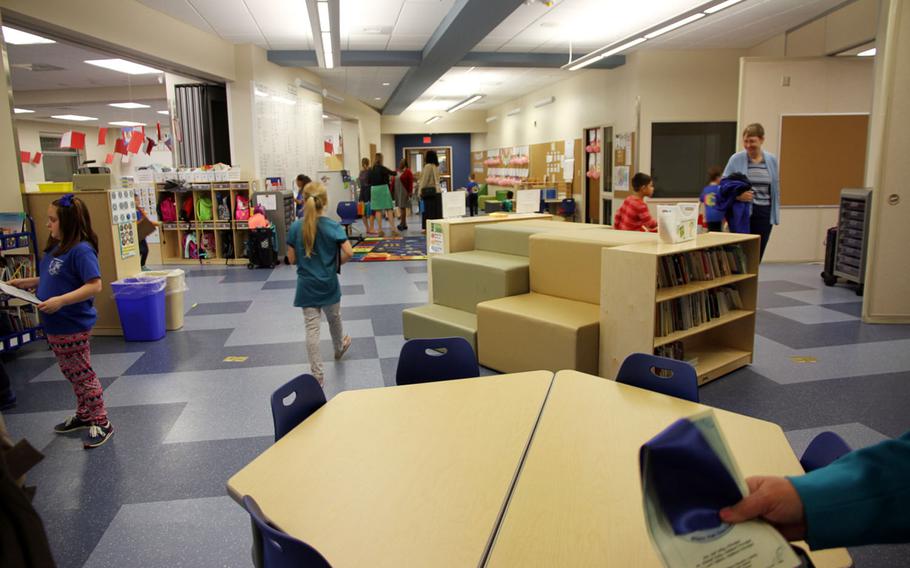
39, 134, 82, 182
650, 122, 736, 198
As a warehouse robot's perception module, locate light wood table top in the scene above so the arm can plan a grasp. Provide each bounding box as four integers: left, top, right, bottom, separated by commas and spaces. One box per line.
227, 371, 554, 568
486, 370, 852, 568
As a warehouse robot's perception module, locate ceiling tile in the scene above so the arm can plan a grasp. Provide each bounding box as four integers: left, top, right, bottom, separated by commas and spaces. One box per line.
188, 0, 263, 38
245, 0, 313, 48
136, 0, 216, 34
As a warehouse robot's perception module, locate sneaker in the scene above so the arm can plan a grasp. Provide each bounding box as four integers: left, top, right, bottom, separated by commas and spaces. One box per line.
335, 335, 352, 360
54, 415, 92, 433
83, 422, 114, 449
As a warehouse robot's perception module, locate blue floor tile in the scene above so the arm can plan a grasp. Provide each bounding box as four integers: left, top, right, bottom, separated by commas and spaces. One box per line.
186, 300, 253, 316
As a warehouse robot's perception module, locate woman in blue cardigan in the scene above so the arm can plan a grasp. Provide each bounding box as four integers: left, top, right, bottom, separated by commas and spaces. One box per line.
722, 123, 780, 260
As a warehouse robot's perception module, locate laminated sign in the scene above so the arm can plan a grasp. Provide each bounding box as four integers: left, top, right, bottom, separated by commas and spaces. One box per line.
658, 204, 698, 244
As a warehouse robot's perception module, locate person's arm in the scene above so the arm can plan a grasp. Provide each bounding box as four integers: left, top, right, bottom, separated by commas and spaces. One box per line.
38, 278, 101, 314
7, 277, 39, 291
339, 240, 353, 265
638, 199, 657, 232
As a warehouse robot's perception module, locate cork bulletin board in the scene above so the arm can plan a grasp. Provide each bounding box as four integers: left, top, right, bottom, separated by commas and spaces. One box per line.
472, 151, 486, 183
779, 114, 869, 206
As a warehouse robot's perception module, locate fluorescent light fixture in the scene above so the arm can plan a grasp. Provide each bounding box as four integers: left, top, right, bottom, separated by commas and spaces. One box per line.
85, 59, 162, 75
109, 120, 146, 127
374, 97, 381, 101
382, 82, 390, 86
506, 107, 521, 117
321, 32, 334, 68
52, 114, 97, 121
485, 116, 498, 123
13, 108, 34, 114
704, 0, 743, 14
254, 88, 269, 97
567, 37, 647, 71
425, 116, 441, 125
447, 94, 483, 113
317, 1, 331, 32
1, 26, 55, 45
644, 13, 705, 39
533, 96, 555, 108
109, 102, 150, 109
857, 47, 876, 57
324, 90, 344, 103
322, 114, 330, 119
157, 110, 170, 115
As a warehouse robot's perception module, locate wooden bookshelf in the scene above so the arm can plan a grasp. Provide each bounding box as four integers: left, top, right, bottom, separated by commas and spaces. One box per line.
600, 232, 761, 385
155, 181, 251, 265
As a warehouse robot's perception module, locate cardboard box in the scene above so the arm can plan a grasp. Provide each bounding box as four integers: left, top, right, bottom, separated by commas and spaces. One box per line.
73, 173, 115, 191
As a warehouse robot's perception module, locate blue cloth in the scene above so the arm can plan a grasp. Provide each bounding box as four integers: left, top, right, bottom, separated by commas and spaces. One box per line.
789, 430, 910, 550
296, 190, 305, 218
640, 418, 743, 535
286, 217, 348, 308
36, 242, 101, 335
465, 181, 478, 193
716, 174, 753, 234
700, 184, 723, 223
722, 150, 780, 225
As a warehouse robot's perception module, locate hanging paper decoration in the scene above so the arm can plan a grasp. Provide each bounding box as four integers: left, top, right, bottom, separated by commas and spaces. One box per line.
60, 131, 86, 150
20, 151, 30, 163
140, 125, 146, 137
98, 127, 108, 146
128, 129, 144, 154
156, 122, 162, 141
324, 138, 334, 154
114, 138, 128, 155
163, 135, 174, 152
121, 153, 130, 164
104, 153, 114, 164
144, 137, 156, 155
32, 152, 42, 165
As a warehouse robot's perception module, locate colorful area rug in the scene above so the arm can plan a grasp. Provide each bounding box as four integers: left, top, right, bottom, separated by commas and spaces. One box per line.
351, 236, 427, 262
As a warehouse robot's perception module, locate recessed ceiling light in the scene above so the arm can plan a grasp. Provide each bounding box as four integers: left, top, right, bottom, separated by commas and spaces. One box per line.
317, 1, 331, 32
157, 110, 169, 115
13, 108, 34, 114
322, 114, 330, 119
321, 32, 334, 69
382, 82, 390, 86
1, 26, 55, 45
857, 47, 876, 57
363, 27, 383, 34
506, 107, 521, 117
109, 120, 146, 127
52, 114, 97, 121
447, 94, 484, 113
85, 59, 162, 75
374, 97, 381, 101
485, 116, 498, 123
109, 102, 151, 109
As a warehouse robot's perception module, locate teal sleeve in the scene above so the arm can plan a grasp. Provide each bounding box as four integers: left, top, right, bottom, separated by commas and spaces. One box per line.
788, 431, 910, 550
332, 220, 347, 243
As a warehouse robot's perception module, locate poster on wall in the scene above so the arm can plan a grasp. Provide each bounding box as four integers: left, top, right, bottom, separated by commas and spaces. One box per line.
118, 222, 138, 259
428, 222, 445, 254
109, 190, 137, 225
613, 165, 630, 193
516, 189, 540, 214
614, 132, 634, 166
443, 190, 467, 219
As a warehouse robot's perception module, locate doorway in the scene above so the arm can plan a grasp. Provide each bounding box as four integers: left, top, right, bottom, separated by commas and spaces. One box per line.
583, 127, 601, 224
403, 146, 452, 191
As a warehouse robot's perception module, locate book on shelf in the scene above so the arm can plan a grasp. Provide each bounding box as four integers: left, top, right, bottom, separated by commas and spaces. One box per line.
657, 286, 745, 337
0, 305, 40, 335
657, 245, 748, 289
0, 255, 36, 281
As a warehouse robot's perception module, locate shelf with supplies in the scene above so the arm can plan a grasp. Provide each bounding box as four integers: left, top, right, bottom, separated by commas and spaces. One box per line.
833, 188, 871, 289
0, 213, 45, 352
600, 232, 760, 386
154, 180, 253, 265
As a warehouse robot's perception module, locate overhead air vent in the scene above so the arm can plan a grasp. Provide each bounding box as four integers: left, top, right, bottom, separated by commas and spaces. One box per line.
11, 63, 65, 72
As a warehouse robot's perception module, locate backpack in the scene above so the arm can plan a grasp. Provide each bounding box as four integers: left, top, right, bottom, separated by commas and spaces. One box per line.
180, 194, 195, 222
235, 194, 250, 220
222, 233, 234, 259
196, 196, 213, 221
183, 232, 198, 259
200, 232, 216, 257
217, 194, 231, 221
159, 195, 177, 222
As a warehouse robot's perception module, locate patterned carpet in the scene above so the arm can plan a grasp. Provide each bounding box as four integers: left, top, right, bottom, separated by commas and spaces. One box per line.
350, 236, 427, 262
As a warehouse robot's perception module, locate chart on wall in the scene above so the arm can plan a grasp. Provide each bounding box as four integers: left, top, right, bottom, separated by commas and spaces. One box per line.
253, 81, 323, 187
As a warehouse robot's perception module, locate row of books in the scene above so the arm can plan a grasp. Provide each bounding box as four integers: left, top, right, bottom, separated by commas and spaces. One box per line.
0, 306, 39, 335
653, 341, 699, 373
656, 286, 745, 337
657, 245, 749, 288
0, 255, 36, 281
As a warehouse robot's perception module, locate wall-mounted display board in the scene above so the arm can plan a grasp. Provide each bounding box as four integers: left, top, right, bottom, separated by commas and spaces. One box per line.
779, 114, 868, 206
252, 81, 323, 187
472, 151, 486, 183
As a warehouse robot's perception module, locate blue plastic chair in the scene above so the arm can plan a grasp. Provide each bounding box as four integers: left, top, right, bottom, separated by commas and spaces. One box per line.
396, 337, 480, 386
270, 374, 326, 442
242, 495, 331, 568
800, 431, 852, 472
336, 201, 362, 245
558, 198, 576, 221
615, 353, 699, 402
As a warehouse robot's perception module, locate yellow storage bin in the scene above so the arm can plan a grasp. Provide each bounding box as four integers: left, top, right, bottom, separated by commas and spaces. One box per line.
37, 182, 74, 193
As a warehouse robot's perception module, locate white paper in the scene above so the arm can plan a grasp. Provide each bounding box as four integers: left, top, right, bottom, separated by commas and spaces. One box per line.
516, 189, 540, 214
0, 282, 40, 305
258, 194, 277, 211
443, 190, 467, 219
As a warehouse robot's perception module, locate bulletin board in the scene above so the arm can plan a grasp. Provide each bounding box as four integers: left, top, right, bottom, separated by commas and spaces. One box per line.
529, 141, 564, 181
612, 131, 636, 201
472, 151, 486, 183
779, 114, 869, 206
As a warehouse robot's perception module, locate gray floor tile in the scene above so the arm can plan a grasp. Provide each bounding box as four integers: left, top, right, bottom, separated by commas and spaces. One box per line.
375, 334, 406, 359
784, 422, 889, 457
186, 300, 252, 316
821, 301, 863, 318
764, 305, 859, 325
30, 352, 145, 382
404, 265, 428, 274
414, 280, 428, 291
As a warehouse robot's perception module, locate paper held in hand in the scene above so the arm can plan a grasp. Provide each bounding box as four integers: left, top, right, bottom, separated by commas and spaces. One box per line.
640, 410, 802, 568
0, 282, 40, 305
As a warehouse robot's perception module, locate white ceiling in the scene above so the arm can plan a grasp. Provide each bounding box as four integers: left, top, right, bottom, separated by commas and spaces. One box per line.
316, 66, 411, 109
14, 100, 171, 130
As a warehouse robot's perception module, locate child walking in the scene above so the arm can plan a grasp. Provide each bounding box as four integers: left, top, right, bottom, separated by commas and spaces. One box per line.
614, 172, 658, 232
286, 182, 354, 387
7, 194, 112, 448
700, 166, 724, 232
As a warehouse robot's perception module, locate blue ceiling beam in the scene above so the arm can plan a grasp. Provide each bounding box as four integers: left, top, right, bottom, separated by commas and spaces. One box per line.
267, 49, 624, 70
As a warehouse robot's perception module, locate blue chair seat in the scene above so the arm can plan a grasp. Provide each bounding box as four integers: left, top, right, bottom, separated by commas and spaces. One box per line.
615, 353, 699, 402
243, 495, 331, 567
396, 337, 480, 386
800, 431, 852, 472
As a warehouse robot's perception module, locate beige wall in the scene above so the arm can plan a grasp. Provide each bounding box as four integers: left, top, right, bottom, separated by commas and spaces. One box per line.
863, 0, 910, 322
759, 0, 879, 58
738, 56, 875, 262
380, 110, 488, 135
0, 16, 21, 212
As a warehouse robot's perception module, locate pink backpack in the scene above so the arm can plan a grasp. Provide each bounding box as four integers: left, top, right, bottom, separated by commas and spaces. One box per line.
183, 232, 198, 259
159, 195, 177, 222
235, 195, 250, 220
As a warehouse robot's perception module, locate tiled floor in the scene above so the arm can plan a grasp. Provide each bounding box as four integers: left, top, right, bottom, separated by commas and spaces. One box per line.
4, 232, 910, 567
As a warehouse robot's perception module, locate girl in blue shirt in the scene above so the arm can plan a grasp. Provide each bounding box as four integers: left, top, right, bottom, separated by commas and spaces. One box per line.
286, 182, 354, 387
7, 195, 112, 448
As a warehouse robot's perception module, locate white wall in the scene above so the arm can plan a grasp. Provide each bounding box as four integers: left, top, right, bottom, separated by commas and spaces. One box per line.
738, 56, 875, 262
340, 119, 360, 174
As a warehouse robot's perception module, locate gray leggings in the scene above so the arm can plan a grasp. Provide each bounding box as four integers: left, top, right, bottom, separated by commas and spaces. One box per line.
302, 302, 344, 380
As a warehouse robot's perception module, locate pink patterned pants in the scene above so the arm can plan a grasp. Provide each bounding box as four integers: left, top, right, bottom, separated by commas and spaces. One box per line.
48, 331, 109, 426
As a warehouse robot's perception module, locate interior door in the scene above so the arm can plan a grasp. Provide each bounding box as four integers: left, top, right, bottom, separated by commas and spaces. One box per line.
584, 128, 600, 224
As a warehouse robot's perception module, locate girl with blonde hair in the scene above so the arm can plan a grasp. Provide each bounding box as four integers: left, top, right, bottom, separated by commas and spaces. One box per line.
286, 181, 354, 386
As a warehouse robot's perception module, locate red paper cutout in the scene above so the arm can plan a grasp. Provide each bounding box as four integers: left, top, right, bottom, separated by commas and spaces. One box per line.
128, 130, 144, 154
32, 152, 42, 165
105, 153, 114, 164
98, 127, 107, 146
114, 138, 128, 155
20, 151, 30, 163
60, 131, 86, 149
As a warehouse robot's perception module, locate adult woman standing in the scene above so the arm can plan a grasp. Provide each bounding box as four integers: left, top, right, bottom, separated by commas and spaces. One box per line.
418, 150, 442, 231
395, 158, 414, 231
368, 153, 397, 236
358, 158, 374, 234
722, 123, 780, 260
293, 174, 312, 218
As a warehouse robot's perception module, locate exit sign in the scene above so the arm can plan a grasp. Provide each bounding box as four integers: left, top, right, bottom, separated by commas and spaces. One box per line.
423, 136, 431, 144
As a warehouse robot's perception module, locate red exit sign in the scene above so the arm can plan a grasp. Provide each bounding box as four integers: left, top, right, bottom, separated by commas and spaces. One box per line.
423, 136, 431, 144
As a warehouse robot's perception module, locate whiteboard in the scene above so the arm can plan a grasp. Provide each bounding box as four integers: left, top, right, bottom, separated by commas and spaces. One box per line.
253, 81, 323, 185
443, 190, 466, 219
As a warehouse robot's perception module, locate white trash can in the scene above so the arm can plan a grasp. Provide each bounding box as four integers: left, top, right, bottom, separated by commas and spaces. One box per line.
142, 269, 187, 330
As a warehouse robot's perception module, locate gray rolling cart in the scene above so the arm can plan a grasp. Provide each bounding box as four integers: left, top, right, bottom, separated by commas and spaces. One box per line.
826, 188, 871, 295
252, 188, 295, 260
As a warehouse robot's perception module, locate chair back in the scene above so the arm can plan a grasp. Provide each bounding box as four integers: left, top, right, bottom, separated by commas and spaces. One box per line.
242, 495, 331, 568
615, 353, 699, 402
396, 337, 480, 386
336, 201, 358, 225
800, 431, 852, 472
560, 198, 576, 216
270, 374, 326, 442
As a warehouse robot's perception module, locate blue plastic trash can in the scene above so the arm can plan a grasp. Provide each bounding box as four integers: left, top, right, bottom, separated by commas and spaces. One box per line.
111, 276, 167, 341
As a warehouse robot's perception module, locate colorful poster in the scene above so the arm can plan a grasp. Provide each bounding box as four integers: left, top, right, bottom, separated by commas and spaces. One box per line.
118, 222, 138, 259
428, 222, 445, 254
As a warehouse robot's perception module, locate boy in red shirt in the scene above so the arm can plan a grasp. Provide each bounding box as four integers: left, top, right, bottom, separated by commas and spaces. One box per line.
614, 172, 657, 232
